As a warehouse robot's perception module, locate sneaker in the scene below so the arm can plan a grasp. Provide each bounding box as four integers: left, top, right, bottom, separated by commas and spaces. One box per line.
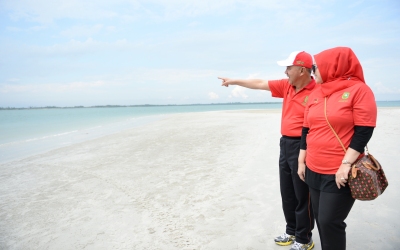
274, 232, 295, 246
290, 240, 314, 250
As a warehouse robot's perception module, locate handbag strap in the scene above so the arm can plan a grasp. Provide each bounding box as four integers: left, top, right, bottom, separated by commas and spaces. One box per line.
324, 97, 371, 157
324, 97, 347, 153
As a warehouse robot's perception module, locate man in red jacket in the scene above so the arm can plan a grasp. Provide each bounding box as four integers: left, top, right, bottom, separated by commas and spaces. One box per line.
219, 51, 316, 250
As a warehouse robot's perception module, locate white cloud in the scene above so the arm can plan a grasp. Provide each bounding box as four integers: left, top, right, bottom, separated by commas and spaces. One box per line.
22, 38, 136, 57
6, 26, 23, 32
106, 26, 117, 32
1, 0, 312, 24
187, 21, 201, 27
231, 86, 248, 99
247, 73, 262, 79
208, 92, 219, 100
6, 78, 20, 82
123, 68, 221, 85
30, 25, 47, 31
348, 0, 365, 8
60, 24, 106, 38
25, 38, 102, 56
374, 82, 400, 94
0, 81, 107, 93
2, 0, 120, 23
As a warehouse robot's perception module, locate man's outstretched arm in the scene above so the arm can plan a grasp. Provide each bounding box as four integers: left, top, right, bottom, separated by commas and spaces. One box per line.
218, 77, 270, 91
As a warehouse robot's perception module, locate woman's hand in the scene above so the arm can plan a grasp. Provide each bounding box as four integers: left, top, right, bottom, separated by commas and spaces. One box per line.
298, 149, 307, 181
298, 162, 306, 182
335, 164, 352, 189
336, 148, 360, 189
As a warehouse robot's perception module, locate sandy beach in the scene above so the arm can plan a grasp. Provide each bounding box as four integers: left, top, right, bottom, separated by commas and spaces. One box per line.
1, 108, 399, 250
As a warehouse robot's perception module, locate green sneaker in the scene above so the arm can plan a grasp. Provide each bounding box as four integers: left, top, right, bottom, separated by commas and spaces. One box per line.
274, 232, 295, 246
290, 240, 314, 250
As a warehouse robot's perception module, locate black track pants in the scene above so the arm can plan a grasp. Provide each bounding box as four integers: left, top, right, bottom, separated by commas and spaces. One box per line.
279, 136, 314, 244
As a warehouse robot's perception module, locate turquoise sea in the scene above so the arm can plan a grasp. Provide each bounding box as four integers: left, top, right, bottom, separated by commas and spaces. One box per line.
1, 101, 399, 163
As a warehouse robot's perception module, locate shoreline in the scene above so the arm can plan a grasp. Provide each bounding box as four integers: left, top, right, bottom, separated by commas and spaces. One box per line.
1, 106, 394, 165
0, 109, 281, 165
1, 108, 399, 249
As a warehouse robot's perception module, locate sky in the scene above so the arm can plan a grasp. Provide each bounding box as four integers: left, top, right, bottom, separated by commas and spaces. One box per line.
0, 0, 399, 107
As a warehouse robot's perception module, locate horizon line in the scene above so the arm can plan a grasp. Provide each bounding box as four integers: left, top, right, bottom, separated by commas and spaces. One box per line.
0, 101, 283, 110
1, 100, 399, 110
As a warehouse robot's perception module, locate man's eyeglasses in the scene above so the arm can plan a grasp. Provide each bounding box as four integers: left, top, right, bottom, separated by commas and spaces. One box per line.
312, 64, 318, 74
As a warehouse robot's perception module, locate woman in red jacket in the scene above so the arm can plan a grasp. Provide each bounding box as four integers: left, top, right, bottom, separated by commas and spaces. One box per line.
298, 47, 377, 250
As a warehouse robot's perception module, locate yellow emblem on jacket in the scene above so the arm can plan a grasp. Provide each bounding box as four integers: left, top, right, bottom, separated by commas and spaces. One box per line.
302, 96, 309, 105
342, 92, 350, 99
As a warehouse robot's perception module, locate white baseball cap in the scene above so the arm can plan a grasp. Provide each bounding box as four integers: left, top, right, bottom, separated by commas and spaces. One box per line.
277, 51, 313, 69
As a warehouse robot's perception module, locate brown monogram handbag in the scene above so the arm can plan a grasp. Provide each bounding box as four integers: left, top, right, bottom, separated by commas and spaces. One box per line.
324, 98, 388, 201
347, 149, 388, 200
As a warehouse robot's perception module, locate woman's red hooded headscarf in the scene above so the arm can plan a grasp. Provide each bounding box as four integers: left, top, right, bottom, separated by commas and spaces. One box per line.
314, 47, 365, 97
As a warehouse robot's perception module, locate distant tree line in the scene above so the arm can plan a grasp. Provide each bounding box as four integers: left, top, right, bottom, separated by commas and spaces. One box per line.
0, 102, 283, 110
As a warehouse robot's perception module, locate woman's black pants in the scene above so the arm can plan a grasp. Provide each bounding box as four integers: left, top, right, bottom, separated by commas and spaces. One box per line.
309, 186, 355, 250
